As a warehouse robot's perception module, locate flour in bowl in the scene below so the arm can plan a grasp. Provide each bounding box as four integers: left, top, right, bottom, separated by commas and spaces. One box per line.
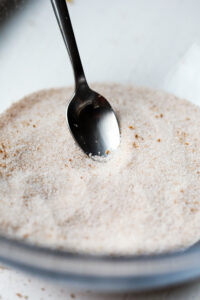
0, 83, 200, 255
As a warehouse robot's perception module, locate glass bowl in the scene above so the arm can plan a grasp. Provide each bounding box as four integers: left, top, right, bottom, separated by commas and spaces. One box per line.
0, 236, 200, 292
1, 0, 200, 292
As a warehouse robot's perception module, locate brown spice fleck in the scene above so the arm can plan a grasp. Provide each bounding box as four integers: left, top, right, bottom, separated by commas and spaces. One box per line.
185, 142, 189, 146
70, 294, 76, 299
69, 159, 72, 162
180, 189, 184, 193
132, 142, 138, 149
23, 234, 29, 239
32, 124, 36, 128
157, 139, 161, 142
105, 149, 110, 155
135, 134, 138, 139
2, 152, 7, 159
0, 163, 6, 168
155, 114, 163, 119
0, 149, 2, 154
128, 125, 133, 129
16, 293, 23, 298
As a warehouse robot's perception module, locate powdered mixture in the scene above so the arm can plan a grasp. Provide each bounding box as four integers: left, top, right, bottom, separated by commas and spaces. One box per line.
0, 84, 200, 255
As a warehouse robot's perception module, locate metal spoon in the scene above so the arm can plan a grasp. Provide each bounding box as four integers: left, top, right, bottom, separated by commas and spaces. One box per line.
51, 0, 120, 157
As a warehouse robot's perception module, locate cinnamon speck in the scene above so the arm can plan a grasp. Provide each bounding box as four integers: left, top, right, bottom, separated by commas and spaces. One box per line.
32, 124, 36, 128
0, 163, 6, 168
128, 125, 133, 130
70, 294, 76, 299
185, 142, 189, 146
23, 234, 29, 239
132, 142, 138, 149
2, 152, 7, 159
157, 139, 161, 142
105, 149, 110, 155
180, 189, 184, 193
155, 114, 163, 119
69, 159, 72, 162
16, 293, 23, 298
135, 134, 138, 139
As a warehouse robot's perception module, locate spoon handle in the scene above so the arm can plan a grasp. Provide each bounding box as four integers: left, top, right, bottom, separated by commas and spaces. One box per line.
51, 0, 87, 91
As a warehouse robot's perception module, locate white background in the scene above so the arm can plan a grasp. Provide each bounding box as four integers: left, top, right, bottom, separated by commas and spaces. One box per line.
1, 0, 200, 111
1, 0, 200, 298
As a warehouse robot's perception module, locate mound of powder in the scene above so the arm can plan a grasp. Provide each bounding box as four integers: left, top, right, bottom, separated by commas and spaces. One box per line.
0, 83, 200, 255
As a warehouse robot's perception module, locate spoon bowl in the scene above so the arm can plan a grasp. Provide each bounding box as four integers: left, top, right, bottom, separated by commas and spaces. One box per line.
67, 85, 120, 157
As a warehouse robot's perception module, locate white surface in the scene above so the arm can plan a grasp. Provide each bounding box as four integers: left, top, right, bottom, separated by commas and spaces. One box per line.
0, 265, 200, 300
1, 0, 200, 110
1, 0, 200, 298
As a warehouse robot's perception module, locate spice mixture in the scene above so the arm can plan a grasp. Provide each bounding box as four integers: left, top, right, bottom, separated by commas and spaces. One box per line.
0, 83, 200, 254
